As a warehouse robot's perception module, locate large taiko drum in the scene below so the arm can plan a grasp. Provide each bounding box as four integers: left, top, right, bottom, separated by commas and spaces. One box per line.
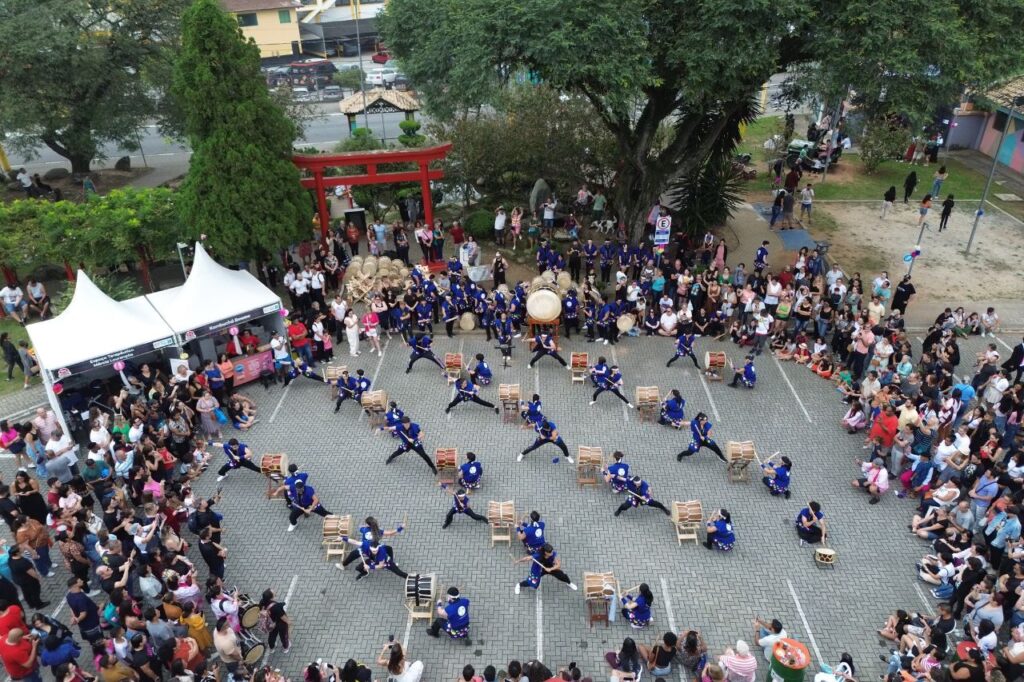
460, 312, 476, 331
237, 593, 261, 630
238, 629, 265, 664
541, 269, 556, 284
526, 285, 562, 323
361, 256, 378, 276
531, 276, 547, 289
616, 314, 635, 332
556, 271, 572, 290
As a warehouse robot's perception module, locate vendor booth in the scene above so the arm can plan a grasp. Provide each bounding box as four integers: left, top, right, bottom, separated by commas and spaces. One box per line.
146, 243, 285, 386
26, 271, 178, 438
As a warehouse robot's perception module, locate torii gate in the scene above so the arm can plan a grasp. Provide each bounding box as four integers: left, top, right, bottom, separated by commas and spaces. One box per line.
292, 143, 453, 243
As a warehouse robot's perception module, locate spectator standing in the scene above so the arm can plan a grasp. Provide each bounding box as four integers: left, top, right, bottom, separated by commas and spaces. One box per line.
0, 628, 41, 682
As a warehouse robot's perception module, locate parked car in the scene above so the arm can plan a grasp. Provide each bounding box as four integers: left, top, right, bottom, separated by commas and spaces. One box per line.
371, 50, 391, 64
291, 86, 314, 102
321, 85, 344, 101
366, 67, 398, 87
392, 73, 411, 91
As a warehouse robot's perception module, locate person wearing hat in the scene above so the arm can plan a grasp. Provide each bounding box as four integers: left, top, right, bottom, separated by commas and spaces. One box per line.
666, 331, 699, 369
446, 377, 500, 416
441, 488, 488, 530
677, 413, 726, 463
287, 480, 332, 532
387, 418, 438, 474
729, 356, 756, 388
852, 457, 889, 504
590, 364, 633, 408
761, 457, 792, 498
613, 476, 671, 517
427, 587, 471, 639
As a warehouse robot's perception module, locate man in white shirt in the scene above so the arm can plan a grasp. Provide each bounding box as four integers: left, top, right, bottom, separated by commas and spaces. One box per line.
826, 264, 845, 290
31, 407, 58, 442
753, 310, 773, 355
753, 618, 787, 660
289, 274, 310, 315
309, 265, 325, 307
44, 426, 80, 483
493, 206, 507, 246
0, 285, 28, 323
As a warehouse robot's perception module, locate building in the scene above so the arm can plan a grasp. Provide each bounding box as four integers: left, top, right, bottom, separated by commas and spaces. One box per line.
222, 0, 302, 59
295, 0, 384, 56
950, 76, 1024, 173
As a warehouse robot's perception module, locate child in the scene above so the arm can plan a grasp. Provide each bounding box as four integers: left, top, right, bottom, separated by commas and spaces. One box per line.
774, 336, 796, 360
793, 342, 811, 364
813, 356, 834, 379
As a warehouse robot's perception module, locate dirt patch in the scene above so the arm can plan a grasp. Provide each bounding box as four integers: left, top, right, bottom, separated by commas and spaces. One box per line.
2, 167, 152, 203
814, 201, 1024, 303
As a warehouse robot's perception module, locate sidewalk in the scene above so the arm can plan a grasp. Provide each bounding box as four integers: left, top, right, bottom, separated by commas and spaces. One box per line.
949, 149, 1024, 200
129, 160, 189, 188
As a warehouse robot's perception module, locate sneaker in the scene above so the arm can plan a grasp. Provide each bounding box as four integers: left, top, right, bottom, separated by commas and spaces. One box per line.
799, 539, 806, 547
283, 648, 291, 654
517, 452, 525, 462
869, 497, 880, 505
568, 582, 578, 591
335, 563, 345, 570
514, 583, 521, 595
527, 364, 533, 370
46, 571, 56, 578
494, 407, 500, 414
626, 403, 634, 409
87, 589, 102, 596
216, 475, 226, 482
565, 456, 574, 464
287, 524, 297, 532
589, 400, 596, 406
784, 490, 791, 499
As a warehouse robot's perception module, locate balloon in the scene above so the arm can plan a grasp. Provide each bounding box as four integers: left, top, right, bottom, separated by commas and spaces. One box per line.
112, 360, 125, 371
228, 326, 239, 336
53, 383, 63, 395
279, 309, 289, 318
180, 352, 190, 360
903, 254, 913, 263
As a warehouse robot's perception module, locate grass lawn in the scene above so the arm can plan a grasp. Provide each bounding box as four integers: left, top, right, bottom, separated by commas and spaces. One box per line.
736, 116, 785, 159
0, 317, 36, 399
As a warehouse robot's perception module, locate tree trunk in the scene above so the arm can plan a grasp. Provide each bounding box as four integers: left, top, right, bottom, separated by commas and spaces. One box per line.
612, 163, 662, 245
136, 246, 154, 292
68, 153, 93, 174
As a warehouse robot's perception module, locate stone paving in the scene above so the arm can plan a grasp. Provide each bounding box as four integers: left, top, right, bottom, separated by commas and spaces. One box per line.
9, 329, 1020, 681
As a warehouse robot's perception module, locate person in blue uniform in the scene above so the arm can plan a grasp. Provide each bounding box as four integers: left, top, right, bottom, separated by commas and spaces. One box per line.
519, 419, 572, 463
614, 476, 671, 516
666, 333, 699, 369
620, 584, 654, 629
514, 543, 577, 594
677, 413, 726, 462
729, 356, 757, 388
378, 401, 405, 437
333, 370, 359, 412
583, 239, 598, 277
441, 295, 459, 338
406, 334, 445, 374
287, 480, 332, 531
583, 298, 598, 342
659, 390, 686, 428
794, 501, 826, 546
762, 456, 792, 498
336, 516, 402, 570
338, 536, 408, 581
387, 417, 439, 473
520, 394, 544, 427
446, 377, 499, 415
589, 356, 609, 386
392, 302, 411, 344
415, 298, 434, 334
272, 463, 309, 506
427, 587, 471, 639
469, 354, 493, 385
703, 509, 735, 551
495, 312, 514, 367
598, 239, 615, 284
354, 369, 371, 402
516, 511, 546, 551
442, 488, 489, 529
598, 301, 617, 345
591, 364, 633, 407
528, 332, 568, 369
457, 452, 483, 490
603, 451, 629, 493
216, 438, 262, 481
562, 290, 580, 339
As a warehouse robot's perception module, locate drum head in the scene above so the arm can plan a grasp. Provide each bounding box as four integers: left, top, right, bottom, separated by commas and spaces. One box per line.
239, 602, 261, 630
460, 312, 476, 330
242, 640, 265, 664
526, 288, 561, 323
616, 314, 635, 332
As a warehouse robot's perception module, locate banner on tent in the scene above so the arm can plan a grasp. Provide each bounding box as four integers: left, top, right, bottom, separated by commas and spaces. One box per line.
184, 302, 282, 341
54, 336, 176, 378
232, 350, 275, 387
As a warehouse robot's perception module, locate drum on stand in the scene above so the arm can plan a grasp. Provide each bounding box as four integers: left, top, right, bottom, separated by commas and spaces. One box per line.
259, 454, 288, 480
238, 629, 265, 664
616, 314, 635, 332
362, 256, 378, 276
405, 573, 436, 606
541, 270, 556, 284
237, 593, 261, 630
526, 284, 562, 323
459, 312, 476, 331
556, 271, 572, 290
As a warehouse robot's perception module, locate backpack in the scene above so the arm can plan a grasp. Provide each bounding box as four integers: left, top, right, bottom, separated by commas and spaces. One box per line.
187, 512, 200, 535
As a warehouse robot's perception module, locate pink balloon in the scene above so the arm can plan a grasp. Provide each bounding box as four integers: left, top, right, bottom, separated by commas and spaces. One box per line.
53, 383, 64, 395
112, 361, 126, 371
228, 326, 239, 336
279, 309, 289, 318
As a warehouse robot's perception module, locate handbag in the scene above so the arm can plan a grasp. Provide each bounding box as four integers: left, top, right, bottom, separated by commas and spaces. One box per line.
214, 408, 229, 425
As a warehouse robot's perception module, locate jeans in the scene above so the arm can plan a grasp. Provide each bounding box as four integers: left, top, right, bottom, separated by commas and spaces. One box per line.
33, 544, 52, 576
753, 333, 768, 355
816, 320, 831, 338
769, 205, 782, 226
295, 343, 314, 366
1002, 423, 1020, 449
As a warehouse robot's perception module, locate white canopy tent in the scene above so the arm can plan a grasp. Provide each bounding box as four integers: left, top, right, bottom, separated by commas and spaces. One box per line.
27, 271, 176, 379
145, 243, 282, 341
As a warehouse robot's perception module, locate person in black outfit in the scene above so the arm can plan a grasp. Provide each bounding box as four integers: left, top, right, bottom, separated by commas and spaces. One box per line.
949, 557, 987, 618
938, 195, 955, 232
891, 275, 916, 315
259, 588, 291, 652
903, 171, 918, 204
8, 545, 48, 607
445, 378, 499, 415
198, 528, 226, 580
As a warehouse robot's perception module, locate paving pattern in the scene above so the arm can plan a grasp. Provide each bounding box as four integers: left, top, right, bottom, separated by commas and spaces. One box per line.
13, 328, 1021, 681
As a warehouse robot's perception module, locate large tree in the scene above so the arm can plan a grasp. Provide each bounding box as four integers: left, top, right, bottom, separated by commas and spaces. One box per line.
380, 0, 1024, 241
0, 0, 184, 173
172, 0, 311, 260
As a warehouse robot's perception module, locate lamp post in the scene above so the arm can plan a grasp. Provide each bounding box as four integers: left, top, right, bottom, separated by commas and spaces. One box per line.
176, 242, 189, 278
353, 0, 370, 130
965, 94, 1024, 255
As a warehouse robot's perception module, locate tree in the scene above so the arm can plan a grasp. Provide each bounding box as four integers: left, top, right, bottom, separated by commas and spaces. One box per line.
0, 0, 185, 172
333, 69, 365, 94
172, 0, 311, 260
859, 120, 912, 174
380, 0, 1024, 242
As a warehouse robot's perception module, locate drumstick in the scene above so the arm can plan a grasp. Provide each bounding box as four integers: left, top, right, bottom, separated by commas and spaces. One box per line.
620, 583, 643, 597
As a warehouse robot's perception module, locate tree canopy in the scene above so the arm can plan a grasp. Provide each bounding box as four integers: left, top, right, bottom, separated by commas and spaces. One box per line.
0, 0, 185, 172
172, 0, 311, 261
380, 0, 1024, 239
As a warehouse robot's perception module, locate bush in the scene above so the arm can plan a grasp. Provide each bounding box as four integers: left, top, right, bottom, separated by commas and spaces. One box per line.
860, 119, 910, 173
465, 210, 493, 240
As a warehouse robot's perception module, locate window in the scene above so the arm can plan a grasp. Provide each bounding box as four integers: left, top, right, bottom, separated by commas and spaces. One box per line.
278, 9, 292, 23
993, 111, 1009, 133
236, 12, 258, 26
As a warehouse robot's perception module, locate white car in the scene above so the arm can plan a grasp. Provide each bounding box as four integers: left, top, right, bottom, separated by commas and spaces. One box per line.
366, 68, 398, 87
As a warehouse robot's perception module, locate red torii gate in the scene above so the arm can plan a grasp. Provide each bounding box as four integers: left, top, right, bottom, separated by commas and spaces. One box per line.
292, 143, 453, 243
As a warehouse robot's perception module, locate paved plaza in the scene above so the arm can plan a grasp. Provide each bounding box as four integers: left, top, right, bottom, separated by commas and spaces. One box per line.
14, 328, 1021, 680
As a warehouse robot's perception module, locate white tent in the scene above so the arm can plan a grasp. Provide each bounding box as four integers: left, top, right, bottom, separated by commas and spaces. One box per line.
145, 242, 281, 339
27, 271, 176, 378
